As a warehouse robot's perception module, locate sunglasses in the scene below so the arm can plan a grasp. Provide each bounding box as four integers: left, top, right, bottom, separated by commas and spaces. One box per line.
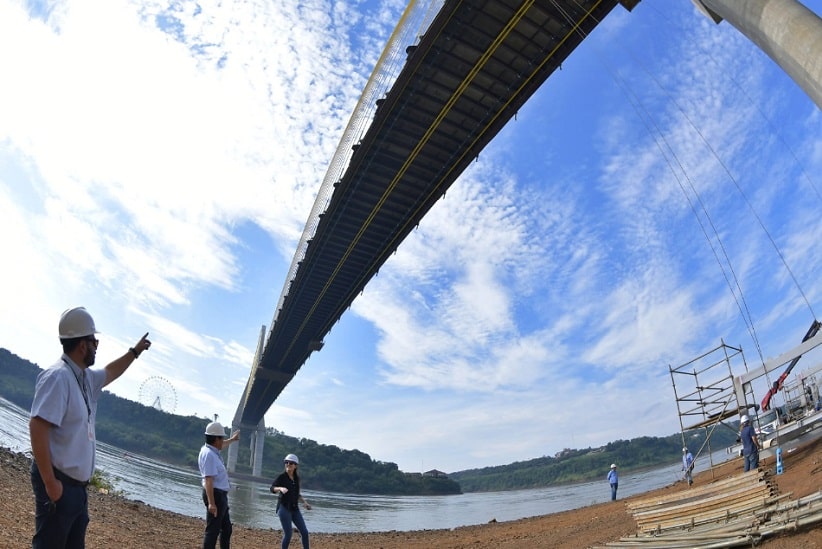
284, 461, 297, 466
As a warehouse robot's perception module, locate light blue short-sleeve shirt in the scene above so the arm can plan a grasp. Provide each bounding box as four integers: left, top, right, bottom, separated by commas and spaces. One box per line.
30, 355, 106, 482
199, 444, 231, 491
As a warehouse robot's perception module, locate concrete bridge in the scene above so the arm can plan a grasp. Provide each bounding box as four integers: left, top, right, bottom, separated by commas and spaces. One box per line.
228, 0, 822, 475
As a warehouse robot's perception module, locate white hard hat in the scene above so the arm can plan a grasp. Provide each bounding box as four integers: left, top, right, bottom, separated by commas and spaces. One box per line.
205, 422, 227, 437
59, 307, 97, 339
683, 447, 688, 452
284, 453, 299, 464
741, 415, 749, 423
610, 463, 617, 468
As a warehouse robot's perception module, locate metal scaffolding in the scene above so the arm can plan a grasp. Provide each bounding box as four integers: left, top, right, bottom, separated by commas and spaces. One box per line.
669, 340, 750, 477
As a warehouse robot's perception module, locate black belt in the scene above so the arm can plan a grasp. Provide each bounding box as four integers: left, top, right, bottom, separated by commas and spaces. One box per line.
53, 467, 90, 487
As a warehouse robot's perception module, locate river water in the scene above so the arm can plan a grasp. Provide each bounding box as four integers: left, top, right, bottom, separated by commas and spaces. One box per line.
0, 396, 727, 533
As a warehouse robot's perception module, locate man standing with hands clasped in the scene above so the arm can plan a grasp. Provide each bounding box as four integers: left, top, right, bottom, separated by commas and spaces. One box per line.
29, 306, 152, 548
199, 421, 240, 549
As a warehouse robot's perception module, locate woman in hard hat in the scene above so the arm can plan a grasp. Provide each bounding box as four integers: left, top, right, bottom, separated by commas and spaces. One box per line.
271, 453, 311, 549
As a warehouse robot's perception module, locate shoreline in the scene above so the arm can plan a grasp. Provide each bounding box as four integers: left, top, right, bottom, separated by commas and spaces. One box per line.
2, 438, 820, 548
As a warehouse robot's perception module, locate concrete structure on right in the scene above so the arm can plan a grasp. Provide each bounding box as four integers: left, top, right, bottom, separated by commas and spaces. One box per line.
692, 0, 822, 109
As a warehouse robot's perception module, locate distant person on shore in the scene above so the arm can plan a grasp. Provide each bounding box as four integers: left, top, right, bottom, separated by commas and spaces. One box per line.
739, 415, 760, 472
607, 463, 618, 501
271, 453, 311, 549
682, 447, 694, 486
29, 306, 152, 548
199, 421, 240, 549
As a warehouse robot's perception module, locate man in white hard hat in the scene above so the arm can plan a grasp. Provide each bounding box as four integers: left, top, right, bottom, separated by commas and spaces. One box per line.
198, 421, 240, 549
29, 306, 152, 548
682, 447, 694, 486
607, 463, 618, 501
739, 415, 760, 472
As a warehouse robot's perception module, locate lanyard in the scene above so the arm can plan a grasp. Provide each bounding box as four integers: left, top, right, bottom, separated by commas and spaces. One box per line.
62, 358, 91, 421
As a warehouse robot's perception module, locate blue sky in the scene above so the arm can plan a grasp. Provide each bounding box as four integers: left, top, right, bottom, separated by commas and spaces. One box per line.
1, 0, 820, 473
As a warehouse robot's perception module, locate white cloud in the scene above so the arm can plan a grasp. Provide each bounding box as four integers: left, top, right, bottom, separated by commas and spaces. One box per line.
1, 0, 820, 474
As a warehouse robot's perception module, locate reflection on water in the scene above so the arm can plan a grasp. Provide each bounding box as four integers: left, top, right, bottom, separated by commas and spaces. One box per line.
0, 396, 731, 533
103, 442, 205, 520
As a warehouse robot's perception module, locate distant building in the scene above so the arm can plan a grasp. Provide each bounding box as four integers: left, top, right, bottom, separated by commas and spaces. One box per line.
423, 469, 448, 478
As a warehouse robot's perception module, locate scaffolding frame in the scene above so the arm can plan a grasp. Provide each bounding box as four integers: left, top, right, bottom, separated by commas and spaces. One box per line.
669, 340, 750, 478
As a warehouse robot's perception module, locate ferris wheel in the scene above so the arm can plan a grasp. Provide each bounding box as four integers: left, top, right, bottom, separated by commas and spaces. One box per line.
138, 376, 177, 413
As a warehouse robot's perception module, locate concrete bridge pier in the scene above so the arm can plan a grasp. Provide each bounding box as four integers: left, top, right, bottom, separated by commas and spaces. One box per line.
250, 420, 265, 477
228, 324, 268, 475
227, 430, 239, 472
692, 0, 822, 110
227, 417, 266, 476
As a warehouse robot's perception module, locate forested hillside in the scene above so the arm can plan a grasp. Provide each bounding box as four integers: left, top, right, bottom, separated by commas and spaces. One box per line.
450, 432, 739, 492
0, 348, 460, 495
2, 347, 739, 494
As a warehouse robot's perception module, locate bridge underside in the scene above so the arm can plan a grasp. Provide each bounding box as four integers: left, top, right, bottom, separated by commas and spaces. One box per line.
238, 0, 636, 426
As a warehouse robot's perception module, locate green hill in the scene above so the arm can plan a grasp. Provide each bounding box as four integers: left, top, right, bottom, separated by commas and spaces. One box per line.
449, 429, 739, 492
0, 348, 459, 495
1, 347, 739, 494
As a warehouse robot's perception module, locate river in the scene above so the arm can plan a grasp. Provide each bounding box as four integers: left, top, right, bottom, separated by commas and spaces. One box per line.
0, 396, 727, 533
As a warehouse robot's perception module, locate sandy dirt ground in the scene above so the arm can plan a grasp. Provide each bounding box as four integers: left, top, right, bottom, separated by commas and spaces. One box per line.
1, 436, 820, 548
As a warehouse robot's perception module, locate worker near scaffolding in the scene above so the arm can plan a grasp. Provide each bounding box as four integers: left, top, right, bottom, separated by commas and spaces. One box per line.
682, 447, 694, 485
739, 415, 760, 472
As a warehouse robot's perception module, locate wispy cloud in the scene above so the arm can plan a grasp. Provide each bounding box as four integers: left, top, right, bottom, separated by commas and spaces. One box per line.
1, 0, 819, 472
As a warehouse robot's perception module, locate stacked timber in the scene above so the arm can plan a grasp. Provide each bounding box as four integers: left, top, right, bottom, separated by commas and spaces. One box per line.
596, 468, 822, 548
629, 469, 776, 533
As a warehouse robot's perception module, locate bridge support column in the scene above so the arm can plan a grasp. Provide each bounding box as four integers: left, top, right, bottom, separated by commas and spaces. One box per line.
692, 0, 822, 109
227, 417, 265, 474
229, 325, 268, 475
251, 419, 265, 477
227, 428, 239, 472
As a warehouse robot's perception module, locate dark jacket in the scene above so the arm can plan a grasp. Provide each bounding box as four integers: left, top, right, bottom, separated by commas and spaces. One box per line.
271, 471, 301, 511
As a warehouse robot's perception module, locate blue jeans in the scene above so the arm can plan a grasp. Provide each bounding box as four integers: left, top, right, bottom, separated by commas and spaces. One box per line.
202, 489, 232, 549
744, 451, 759, 472
31, 462, 89, 549
277, 505, 309, 549
610, 482, 618, 501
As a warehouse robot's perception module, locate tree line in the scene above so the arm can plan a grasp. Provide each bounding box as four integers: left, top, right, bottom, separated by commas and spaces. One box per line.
0, 348, 738, 494
0, 348, 459, 495
449, 433, 739, 492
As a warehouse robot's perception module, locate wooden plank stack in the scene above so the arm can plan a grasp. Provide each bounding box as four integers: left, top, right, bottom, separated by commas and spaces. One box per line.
629, 469, 776, 533
596, 468, 822, 548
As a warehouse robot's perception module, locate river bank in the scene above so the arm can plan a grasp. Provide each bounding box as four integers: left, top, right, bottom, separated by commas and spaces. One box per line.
2, 436, 820, 548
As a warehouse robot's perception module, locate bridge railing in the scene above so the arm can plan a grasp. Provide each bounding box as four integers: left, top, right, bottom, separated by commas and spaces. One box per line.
267, 0, 444, 339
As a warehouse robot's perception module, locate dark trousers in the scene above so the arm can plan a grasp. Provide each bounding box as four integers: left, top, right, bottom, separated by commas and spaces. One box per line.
610, 482, 618, 501
31, 462, 89, 549
202, 488, 232, 549
744, 450, 759, 472
277, 505, 309, 549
